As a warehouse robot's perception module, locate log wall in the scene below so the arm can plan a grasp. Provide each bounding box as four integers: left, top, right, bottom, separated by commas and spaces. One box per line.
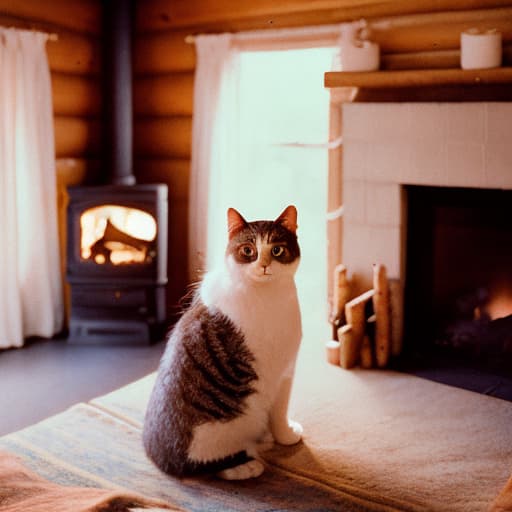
3, 0, 510, 320
134, 0, 512, 309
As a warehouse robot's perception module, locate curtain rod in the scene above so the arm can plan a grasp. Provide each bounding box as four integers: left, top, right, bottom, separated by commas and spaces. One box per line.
184, 23, 344, 47
30, 27, 58, 41
2, 26, 59, 41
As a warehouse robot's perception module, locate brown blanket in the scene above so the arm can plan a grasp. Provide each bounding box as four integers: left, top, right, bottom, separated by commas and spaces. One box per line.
490, 475, 512, 512
0, 450, 179, 512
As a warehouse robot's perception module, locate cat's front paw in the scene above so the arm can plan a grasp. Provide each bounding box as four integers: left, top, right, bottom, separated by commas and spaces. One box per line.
273, 419, 303, 446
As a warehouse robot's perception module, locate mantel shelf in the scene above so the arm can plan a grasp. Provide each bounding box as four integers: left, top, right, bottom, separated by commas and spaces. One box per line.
324, 67, 512, 89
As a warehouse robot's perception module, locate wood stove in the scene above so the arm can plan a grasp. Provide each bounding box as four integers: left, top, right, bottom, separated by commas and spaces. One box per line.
66, 185, 168, 344
66, 0, 168, 344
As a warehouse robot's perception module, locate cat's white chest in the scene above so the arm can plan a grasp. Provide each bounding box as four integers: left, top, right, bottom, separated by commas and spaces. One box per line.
188, 267, 302, 465
200, 269, 302, 379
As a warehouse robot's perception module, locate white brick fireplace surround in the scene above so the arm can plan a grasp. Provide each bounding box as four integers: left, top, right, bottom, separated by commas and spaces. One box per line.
341, 102, 512, 346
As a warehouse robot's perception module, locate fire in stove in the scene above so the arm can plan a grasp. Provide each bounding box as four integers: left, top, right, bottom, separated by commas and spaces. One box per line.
80, 205, 157, 265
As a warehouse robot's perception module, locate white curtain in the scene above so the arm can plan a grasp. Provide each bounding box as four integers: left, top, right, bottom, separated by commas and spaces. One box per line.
189, 25, 341, 280
0, 28, 63, 348
189, 33, 235, 281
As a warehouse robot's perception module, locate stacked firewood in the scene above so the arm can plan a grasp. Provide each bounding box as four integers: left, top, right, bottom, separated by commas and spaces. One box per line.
327, 263, 400, 369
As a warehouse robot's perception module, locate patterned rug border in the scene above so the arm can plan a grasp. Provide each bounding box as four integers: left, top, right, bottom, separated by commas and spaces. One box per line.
87, 401, 144, 430
0, 434, 126, 491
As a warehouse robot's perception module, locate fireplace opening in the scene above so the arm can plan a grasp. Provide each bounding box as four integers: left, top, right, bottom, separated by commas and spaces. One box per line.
403, 185, 512, 375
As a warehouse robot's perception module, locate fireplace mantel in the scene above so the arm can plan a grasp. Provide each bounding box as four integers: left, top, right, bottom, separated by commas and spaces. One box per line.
324, 67, 512, 102
325, 67, 512, 88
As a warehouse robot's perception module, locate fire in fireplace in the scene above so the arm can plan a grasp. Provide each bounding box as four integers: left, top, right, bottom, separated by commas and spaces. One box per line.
403, 185, 512, 371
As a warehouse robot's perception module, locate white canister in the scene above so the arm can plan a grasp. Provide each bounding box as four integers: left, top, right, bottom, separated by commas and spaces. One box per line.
460, 28, 502, 70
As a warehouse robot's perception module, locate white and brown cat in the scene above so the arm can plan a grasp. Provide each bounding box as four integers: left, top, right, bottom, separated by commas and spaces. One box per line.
143, 205, 303, 480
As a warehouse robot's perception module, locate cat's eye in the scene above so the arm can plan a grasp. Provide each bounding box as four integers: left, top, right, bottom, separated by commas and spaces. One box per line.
239, 244, 255, 259
272, 245, 285, 257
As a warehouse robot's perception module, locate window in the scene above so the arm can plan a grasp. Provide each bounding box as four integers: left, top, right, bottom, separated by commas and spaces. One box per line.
207, 47, 337, 341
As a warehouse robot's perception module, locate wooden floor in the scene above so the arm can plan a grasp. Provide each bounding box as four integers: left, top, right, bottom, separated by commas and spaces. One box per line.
0, 336, 166, 436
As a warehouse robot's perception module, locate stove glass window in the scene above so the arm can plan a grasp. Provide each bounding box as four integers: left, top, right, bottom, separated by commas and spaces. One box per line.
80, 205, 157, 265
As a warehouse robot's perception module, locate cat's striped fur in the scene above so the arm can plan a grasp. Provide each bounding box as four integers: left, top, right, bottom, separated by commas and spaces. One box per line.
143, 206, 303, 480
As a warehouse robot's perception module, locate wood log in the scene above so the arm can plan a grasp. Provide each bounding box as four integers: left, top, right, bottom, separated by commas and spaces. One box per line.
135, 72, 194, 117
54, 117, 102, 158
361, 314, 376, 369
331, 264, 350, 326
0, 0, 101, 35
47, 32, 101, 75
350, 84, 512, 103
134, 158, 190, 201
134, 31, 196, 74
325, 340, 341, 366
344, 289, 375, 367
136, 0, 511, 33
52, 73, 101, 117
360, 335, 373, 369
134, 116, 192, 159
373, 264, 391, 368
370, 8, 512, 54
381, 49, 460, 70
325, 68, 512, 90
337, 324, 358, 369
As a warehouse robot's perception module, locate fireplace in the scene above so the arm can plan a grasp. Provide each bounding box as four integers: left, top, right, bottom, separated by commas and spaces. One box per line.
404, 185, 512, 371
341, 102, 512, 379
66, 0, 168, 344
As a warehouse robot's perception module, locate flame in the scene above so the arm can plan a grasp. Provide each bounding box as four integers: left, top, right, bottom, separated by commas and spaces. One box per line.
108, 207, 156, 241
486, 278, 512, 320
80, 205, 157, 265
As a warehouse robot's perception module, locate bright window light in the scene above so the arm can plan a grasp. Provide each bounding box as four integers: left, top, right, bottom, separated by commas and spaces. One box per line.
208, 46, 337, 342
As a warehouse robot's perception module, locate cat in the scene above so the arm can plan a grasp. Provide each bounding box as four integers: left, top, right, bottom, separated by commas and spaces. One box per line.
142, 205, 303, 480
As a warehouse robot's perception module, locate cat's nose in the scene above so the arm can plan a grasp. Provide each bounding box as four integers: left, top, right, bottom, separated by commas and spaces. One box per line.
259, 253, 271, 268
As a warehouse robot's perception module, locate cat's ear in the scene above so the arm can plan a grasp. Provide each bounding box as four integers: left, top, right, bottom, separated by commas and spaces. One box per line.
227, 208, 248, 240
275, 205, 298, 234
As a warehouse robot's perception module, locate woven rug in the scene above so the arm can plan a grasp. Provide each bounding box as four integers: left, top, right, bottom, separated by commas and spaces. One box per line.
0, 449, 178, 512
1, 343, 511, 511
